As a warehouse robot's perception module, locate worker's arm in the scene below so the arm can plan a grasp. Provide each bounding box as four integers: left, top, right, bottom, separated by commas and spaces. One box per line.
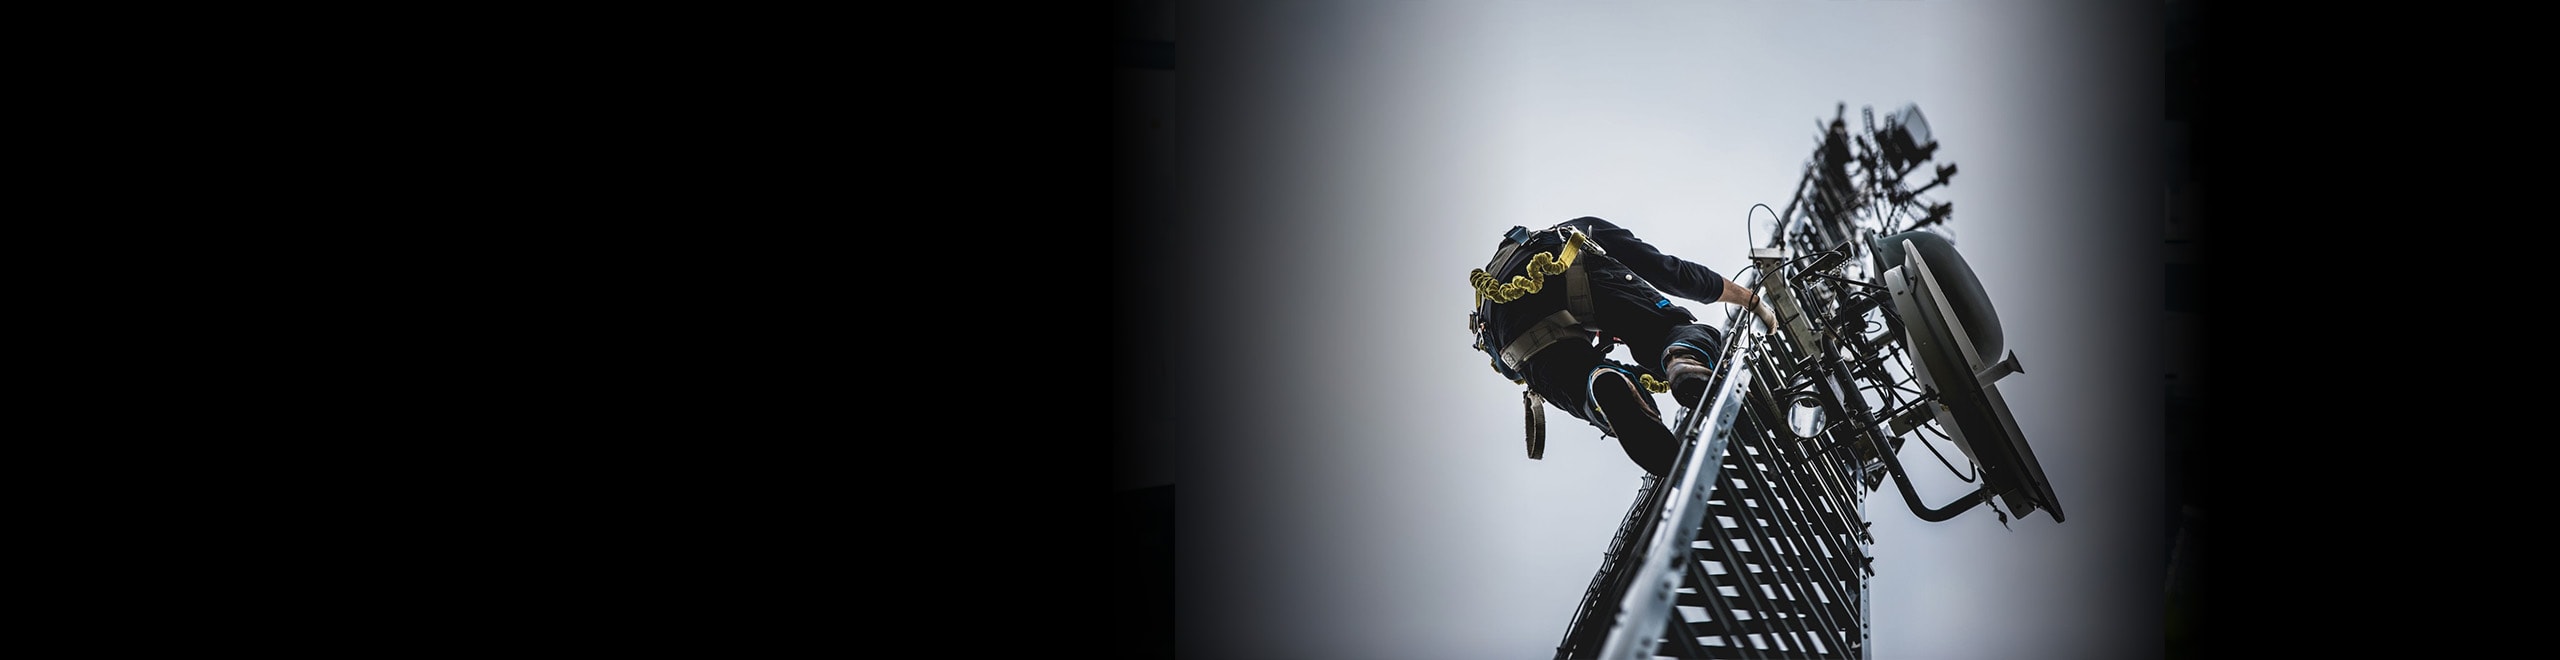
1714, 278, 1756, 307
1561, 216, 1726, 303
1562, 216, 1776, 329
1718, 277, 1780, 330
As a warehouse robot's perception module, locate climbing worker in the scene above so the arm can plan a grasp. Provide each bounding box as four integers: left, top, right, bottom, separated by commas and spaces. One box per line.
1468, 217, 1779, 477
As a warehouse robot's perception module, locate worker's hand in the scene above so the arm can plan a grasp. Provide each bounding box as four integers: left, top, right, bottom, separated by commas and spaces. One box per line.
1753, 299, 1779, 331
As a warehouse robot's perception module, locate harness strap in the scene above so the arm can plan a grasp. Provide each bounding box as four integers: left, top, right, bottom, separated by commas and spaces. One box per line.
1500, 309, 1589, 372
1564, 237, 1597, 326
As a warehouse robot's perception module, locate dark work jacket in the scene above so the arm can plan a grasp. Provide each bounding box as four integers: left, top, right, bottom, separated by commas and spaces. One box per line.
1477, 217, 1727, 377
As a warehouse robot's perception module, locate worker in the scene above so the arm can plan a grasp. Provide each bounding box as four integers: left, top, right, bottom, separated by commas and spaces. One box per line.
1469, 217, 1777, 476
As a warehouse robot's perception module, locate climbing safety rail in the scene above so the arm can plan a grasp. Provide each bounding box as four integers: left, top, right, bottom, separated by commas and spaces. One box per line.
1553, 289, 1877, 660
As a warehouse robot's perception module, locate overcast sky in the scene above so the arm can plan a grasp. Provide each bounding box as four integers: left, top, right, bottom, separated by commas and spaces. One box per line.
1149, 2, 2163, 658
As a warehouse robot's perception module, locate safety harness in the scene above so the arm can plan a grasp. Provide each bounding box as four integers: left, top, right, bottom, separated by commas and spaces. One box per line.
1469, 225, 1674, 459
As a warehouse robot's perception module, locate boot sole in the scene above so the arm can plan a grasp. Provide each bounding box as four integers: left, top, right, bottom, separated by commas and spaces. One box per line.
1592, 370, 1679, 477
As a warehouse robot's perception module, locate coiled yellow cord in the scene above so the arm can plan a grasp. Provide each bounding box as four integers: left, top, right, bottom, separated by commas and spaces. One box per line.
1471, 251, 1566, 304
1470, 232, 1588, 305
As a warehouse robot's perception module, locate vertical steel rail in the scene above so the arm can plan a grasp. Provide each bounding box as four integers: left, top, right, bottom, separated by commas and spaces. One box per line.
1597, 327, 1759, 660
1555, 475, 1666, 659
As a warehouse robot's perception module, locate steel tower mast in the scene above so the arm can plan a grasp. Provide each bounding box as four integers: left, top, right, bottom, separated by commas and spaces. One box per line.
1551, 103, 2062, 660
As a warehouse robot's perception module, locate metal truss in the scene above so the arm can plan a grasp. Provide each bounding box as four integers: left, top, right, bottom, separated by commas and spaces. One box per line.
1553, 100, 2006, 660
1552, 328, 1877, 660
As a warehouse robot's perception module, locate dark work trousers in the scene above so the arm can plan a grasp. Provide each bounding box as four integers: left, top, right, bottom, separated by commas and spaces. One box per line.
1489, 258, 1726, 476
1515, 308, 1724, 476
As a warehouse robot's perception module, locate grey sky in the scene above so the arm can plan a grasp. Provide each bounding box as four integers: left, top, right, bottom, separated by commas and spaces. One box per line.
1166, 2, 2162, 658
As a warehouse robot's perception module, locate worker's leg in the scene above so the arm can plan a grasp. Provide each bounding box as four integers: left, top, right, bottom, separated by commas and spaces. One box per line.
1601, 297, 1724, 408
1659, 324, 1725, 406
1524, 338, 1677, 477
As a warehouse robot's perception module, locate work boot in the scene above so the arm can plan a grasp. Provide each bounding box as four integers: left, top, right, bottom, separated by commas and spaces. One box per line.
1589, 367, 1676, 477
1663, 349, 1714, 408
